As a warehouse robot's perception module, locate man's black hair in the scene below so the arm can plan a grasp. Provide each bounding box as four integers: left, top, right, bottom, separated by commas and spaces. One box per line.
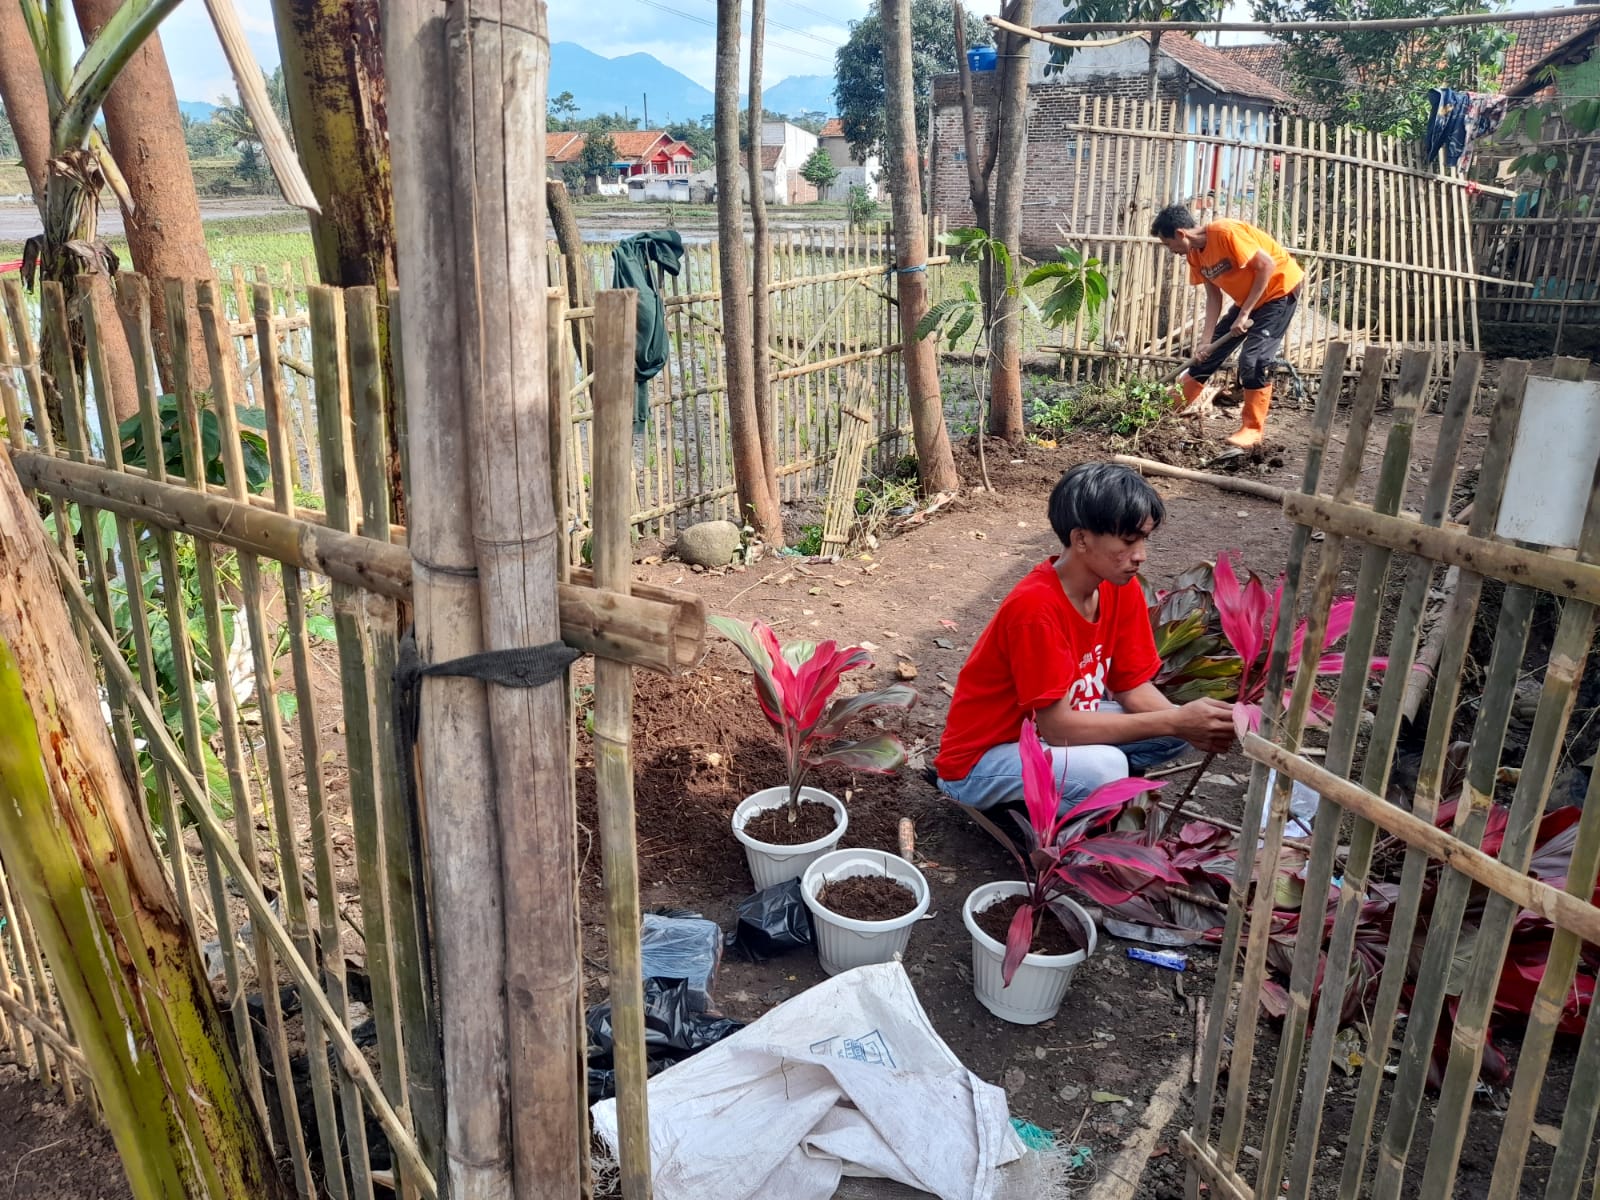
1150, 203, 1197, 240
1048, 462, 1166, 545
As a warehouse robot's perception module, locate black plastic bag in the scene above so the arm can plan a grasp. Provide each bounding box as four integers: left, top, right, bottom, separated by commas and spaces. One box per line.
585, 977, 743, 1103
725, 877, 814, 961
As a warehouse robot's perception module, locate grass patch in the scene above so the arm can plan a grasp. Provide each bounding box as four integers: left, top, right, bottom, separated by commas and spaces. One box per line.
0, 208, 315, 278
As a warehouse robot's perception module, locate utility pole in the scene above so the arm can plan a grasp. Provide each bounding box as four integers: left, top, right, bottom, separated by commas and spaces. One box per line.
644, 93, 650, 127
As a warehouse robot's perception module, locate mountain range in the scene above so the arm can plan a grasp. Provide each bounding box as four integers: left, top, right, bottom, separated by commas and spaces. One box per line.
547, 41, 836, 124
175, 43, 836, 131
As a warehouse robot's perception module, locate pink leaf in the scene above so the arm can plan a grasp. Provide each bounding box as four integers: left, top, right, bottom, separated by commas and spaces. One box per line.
1002, 902, 1038, 985
1233, 701, 1260, 739
1058, 867, 1141, 907
1212, 551, 1266, 667
1063, 776, 1166, 826
1018, 720, 1062, 842
1071, 833, 1186, 882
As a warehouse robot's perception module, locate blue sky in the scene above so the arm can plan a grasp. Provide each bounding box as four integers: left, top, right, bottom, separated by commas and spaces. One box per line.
157, 0, 1558, 105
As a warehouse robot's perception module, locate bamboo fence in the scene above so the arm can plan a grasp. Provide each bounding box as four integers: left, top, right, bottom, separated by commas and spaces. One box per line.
1472, 137, 1600, 354
0, 272, 440, 1200
551, 225, 917, 543
933, 95, 1496, 385
1184, 346, 1600, 1199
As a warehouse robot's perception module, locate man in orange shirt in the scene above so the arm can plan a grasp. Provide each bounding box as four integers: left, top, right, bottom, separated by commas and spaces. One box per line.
1152, 204, 1304, 448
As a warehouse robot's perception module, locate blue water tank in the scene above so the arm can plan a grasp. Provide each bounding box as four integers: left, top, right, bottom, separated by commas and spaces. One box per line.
967, 46, 998, 72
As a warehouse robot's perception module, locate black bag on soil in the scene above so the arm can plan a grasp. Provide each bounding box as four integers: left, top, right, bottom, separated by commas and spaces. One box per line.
725, 877, 815, 961
585, 977, 744, 1103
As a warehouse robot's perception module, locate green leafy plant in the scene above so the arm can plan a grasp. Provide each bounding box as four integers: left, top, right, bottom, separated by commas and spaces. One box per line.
1024, 245, 1112, 338
794, 524, 824, 556
118, 396, 272, 493
845, 183, 880, 229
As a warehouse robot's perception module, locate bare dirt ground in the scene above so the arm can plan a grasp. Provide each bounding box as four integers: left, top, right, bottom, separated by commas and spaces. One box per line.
1, 376, 1579, 1198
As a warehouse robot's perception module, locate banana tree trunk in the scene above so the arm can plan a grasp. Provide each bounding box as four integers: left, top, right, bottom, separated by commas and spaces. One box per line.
269, 0, 405, 524
0, 450, 290, 1200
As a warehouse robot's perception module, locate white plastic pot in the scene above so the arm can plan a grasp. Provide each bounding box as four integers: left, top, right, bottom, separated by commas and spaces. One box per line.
732, 786, 847, 890
962, 881, 1097, 1025
800, 849, 930, 976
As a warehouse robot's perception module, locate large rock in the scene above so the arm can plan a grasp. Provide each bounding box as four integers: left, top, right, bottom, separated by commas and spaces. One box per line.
676, 520, 743, 568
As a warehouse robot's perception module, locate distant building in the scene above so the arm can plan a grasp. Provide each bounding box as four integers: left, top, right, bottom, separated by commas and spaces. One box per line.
818, 118, 881, 202
930, 34, 1290, 249
545, 128, 696, 195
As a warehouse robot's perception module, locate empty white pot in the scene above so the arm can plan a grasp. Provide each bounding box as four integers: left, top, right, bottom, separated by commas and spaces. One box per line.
732, 786, 847, 890
963, 881, 1096, 1025
801, 848, 930, 976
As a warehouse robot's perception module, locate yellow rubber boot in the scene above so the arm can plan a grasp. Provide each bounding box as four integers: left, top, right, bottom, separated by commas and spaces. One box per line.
1227, 386, 1272, 448
1173, 372, 1206, 411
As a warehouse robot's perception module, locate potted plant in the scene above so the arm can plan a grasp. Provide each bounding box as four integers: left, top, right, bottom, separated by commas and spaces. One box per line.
960, 718, 1181, 1024
709, 615, 916, 888
801, 847, 930, 975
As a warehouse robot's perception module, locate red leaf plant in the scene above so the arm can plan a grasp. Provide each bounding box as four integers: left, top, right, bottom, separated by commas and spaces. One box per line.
1209, 550, 1390, 738
709, 615, 917, 811
962, 717, 1181, 984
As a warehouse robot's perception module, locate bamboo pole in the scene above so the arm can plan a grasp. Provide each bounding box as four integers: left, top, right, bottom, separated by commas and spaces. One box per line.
592, 290, 653, 1199
1187, 343, 1347, 1197
0, 854, 45, 1079
1336, 362, 1529, 1200
1260, 349, 1431, 1196
438, 4, 585, 1192
384, 6, 515, 1196
242, 280, 374, 1200
1112, 455, 1285, 502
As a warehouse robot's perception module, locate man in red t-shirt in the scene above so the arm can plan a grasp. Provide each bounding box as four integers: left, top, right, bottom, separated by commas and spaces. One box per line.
935, 463, 1236, 814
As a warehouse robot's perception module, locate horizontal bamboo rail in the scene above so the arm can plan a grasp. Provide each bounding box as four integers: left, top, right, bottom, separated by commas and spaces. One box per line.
1245, 735, 1600, 947
0, 986, 91, 1075
10, 448, 705, 674
1281, 493, 1600, 604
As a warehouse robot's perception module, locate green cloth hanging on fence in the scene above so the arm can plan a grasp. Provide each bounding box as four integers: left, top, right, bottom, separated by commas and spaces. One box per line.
610, 230, 685, 429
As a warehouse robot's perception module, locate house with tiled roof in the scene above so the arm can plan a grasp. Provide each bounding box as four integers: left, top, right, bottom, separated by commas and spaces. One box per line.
818, 116, 882, 202
931, 33, 1290, 248
544, 128, 696, 193
1219, 42, 1341, 120
1502, 5, 1600, 96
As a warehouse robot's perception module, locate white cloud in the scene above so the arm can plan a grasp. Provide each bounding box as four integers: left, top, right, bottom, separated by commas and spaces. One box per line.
154, 0, 279, 103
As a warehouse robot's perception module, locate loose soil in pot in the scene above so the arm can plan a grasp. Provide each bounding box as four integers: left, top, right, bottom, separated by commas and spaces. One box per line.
817, 874, 918, 920
744, 798, 840, 846
973, 894, 1087, 956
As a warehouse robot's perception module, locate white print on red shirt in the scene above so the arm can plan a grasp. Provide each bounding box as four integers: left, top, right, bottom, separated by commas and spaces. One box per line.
1066, 645, 1109, 711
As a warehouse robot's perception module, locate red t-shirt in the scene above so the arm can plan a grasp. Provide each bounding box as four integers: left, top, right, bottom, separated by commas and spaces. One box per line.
934, 561, 1161, 782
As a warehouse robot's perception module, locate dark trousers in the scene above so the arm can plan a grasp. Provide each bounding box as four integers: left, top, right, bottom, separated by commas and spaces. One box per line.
1189, 289, 1299, 389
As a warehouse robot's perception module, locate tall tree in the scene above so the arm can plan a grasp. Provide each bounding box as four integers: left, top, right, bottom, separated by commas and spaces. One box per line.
16, 0, 186, 438
748, 0, 781, 502
269, 0, 404, 521
75, 0, 221, 399
986, 0, 1032, 441
0, 452, 291, 1200
716, 0, 784, 543
836, 0, 992, 183
883, 0, 959, 495
1044, 0, 1224, 102
1247, 0, 1508, 136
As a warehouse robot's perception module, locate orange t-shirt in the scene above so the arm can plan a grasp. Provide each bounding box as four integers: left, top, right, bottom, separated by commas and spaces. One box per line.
934, 563, 1160, 782
1187, 219, 1303, 307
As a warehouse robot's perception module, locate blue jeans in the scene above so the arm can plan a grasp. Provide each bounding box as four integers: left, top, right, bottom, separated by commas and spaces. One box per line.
936, 702, 1189, 814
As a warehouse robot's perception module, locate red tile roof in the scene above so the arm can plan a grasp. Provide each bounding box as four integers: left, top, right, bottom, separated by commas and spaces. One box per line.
1219, 42, 1338, 118
609, 130, 671, 160
1155, 34, 1293, 105
547, 131, 586, 163
1503, 7, 1600, 95
820, 117, 845, 138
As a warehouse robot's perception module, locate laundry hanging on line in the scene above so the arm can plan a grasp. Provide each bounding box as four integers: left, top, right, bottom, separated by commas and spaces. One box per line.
1425, 87, 1511, 170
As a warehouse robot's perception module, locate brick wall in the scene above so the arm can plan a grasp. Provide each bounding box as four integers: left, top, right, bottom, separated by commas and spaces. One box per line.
932, 71, 1219, 251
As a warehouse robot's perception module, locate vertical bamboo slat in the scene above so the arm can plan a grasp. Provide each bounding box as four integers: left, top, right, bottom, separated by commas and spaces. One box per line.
307, 285, 419, 1197
593, 289, 652, 1198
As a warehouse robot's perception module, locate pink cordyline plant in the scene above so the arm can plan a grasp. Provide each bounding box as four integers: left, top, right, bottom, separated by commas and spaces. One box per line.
1212, 550, 1387, 738
965, 718, 1182, 984
710, 615, 916, 814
